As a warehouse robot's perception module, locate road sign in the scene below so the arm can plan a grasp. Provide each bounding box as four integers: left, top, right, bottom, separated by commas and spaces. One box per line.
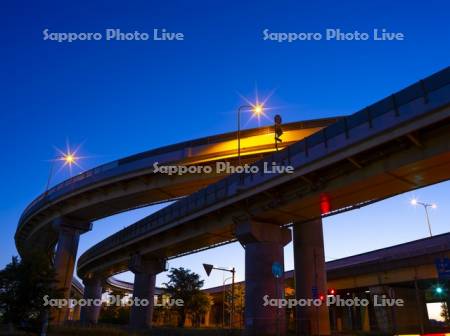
435, 257, 450, 280
272, 261, 283, 278
203, 263, 214, 276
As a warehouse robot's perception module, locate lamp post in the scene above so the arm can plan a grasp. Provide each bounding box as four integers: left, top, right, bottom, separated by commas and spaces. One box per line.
410, 198, 437, 237
237, 104, 264, 165
44, 160, 57, 193
203, 263, 236, 328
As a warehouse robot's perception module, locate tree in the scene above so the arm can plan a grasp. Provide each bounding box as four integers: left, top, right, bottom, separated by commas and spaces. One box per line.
98, 291, 130, 325
153, 293, 173, 326
441, 302, 450, 325
187, 292, 212, 327
224, 283, 244, 328
0, 251, 60, 332
163, 267, 208, 327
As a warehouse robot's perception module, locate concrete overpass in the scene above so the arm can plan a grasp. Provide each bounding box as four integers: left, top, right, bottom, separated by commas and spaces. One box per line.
202, 232, 450, 334
16, 118, 335, 254
76, 67, 450, 334
83, 233, 450, 333
15, 115, 338, 324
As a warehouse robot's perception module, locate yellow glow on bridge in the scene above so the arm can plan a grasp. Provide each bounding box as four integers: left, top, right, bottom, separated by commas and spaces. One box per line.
183, 127, 324, 165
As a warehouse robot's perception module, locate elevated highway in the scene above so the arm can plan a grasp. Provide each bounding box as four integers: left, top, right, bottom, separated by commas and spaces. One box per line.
16, 118, 336, 253
15, 114, 338, 325
77, 67, 450, 334
79, 67, 450, 276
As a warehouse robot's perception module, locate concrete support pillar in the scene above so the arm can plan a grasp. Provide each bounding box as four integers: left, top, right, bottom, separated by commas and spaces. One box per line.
369, 286, 395, 334
51, 217, 92, 324
361, 305, 370, 332
204, 308, 211, 327
129, 255, 166, 329
236, 220, 292, 336
80, 276, 103, 324
293, 218, 330, 336
72, 304, 81, 321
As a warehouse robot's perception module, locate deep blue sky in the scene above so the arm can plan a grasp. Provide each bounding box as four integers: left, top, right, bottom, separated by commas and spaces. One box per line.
2, 0, 450, 288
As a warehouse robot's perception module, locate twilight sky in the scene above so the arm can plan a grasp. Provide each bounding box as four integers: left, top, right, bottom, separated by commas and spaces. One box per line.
2, 0, 450, 288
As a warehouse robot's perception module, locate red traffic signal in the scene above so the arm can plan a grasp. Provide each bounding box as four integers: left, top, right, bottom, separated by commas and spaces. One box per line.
320, 193, 331, 214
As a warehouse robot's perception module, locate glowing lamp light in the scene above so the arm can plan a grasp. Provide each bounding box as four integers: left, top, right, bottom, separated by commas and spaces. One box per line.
252, 104, 264, 116
409, 197, 437, 237
54, 144, 84, 173
45, 142, 87, 192
320, 193, 331, 214
64, 154, 75, 164
435, 286, 443, 294
59, 151, 79, 167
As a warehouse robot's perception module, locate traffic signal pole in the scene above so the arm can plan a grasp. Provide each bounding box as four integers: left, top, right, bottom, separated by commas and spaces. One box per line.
274, 114, 283, 150
203, 264, 236, 327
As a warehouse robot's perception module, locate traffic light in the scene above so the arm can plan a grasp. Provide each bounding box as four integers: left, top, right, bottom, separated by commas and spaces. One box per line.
431, 283, 447, 298
320, 193, 331, 214
274, 114, 283, 150
328, 288, 336, 296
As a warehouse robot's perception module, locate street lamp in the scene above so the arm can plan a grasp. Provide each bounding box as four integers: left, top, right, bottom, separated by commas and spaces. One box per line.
203, 263, 236, 328
237, 103, 264, 165
45, 148, 81, 193
63, 153, 76, 164
410, 198, 437, 237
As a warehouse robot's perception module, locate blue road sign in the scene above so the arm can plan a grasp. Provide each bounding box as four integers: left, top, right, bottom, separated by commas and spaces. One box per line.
435, 257, 450, 280
272, 261, 283, 278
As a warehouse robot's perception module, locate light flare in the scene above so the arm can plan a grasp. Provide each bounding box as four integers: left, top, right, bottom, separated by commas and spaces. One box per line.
51, 140, 87, 176
239, 87, 277, 126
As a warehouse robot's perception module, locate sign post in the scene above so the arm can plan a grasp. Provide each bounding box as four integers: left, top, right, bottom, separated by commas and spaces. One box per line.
272, 261, 283, 336
203, 263, 236, 328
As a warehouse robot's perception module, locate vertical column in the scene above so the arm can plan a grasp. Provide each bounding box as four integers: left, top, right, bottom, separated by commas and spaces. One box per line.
414, 278, 426, 334
51, 217, 92, 324
72, 304, 81, 321
129, 255, 166, 329
204, 308, 211, 327
361, 305, 371, 332
80, 276, 103, 324
369, 286, 394, 333
293, 218, 330, 336
236, 220, 292, 336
